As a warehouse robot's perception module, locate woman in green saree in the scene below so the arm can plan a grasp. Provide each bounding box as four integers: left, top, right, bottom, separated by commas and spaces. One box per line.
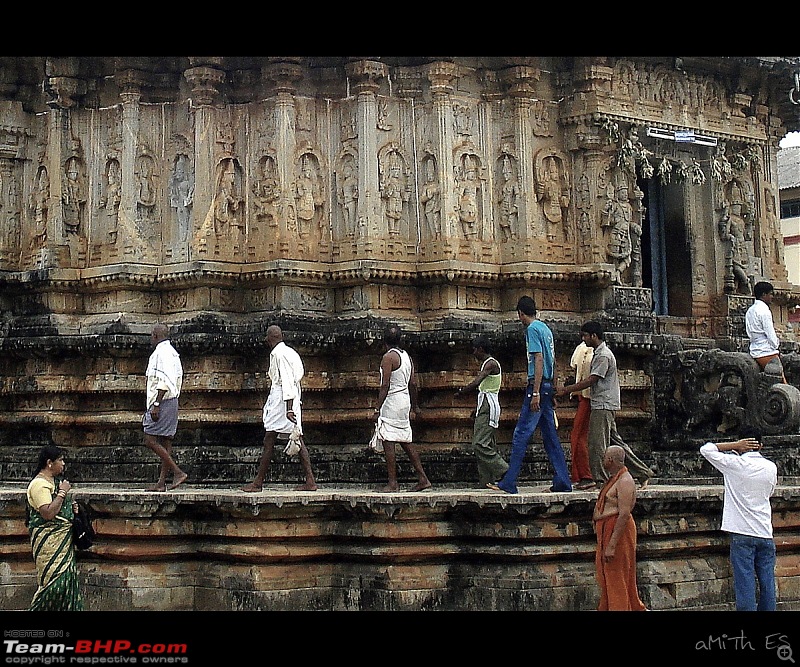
26, 445, 84, 611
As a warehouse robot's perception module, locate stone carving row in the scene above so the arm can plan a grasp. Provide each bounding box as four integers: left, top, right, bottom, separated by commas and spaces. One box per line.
0, 127, 580, 264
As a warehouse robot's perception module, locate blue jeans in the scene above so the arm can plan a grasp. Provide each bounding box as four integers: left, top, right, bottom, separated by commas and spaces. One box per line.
497, 381, 572, 493
729, 532, 776, 611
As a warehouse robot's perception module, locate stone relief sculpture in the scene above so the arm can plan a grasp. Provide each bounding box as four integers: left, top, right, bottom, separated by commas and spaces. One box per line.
419, 153, 441, 241
496, 152, 520, 242
454, 152, 483, 240
169, 153, 194, 242
377, 99, 393, 131
534, 149, 570, 241
252, 154, 278, 230
630, 183, 645, 287
135, 151, 157, 225
378, 146, 410, 238
336, 152, 358, 238
762, 185, 783, 270
531, 100, 553, 137
213, 158, 243, 236
293, 152, 324, 238
453, 102, 472, 136
29, 166, 49, 252
2, 167, 20, 251
99, 158, 121, 244
601, 170, 633, 284
660, 349, 800, 439
717, 179, 753, 294
62, 155, 86, 236
575, 172, 593, 263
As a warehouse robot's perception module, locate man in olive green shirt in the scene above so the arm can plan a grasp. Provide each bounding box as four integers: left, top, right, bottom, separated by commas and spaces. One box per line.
456, 335, 509, 487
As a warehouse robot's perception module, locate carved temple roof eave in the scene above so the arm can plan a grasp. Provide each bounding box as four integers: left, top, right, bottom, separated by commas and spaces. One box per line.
561, 110, 772, 146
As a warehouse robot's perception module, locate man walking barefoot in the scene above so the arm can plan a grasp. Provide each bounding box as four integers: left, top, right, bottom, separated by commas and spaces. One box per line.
142, 324, 187, 491
242, 325, 317, 492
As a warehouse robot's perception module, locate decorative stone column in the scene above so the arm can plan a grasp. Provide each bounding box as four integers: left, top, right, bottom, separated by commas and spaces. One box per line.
345, 59, 386, 258
0, 102, 26, 269
116, 69, 148, 262
184, 58, 225, 262
263, 59, 303, 258
423, 61, 458, 259
44, 58, 87, 268
501, 65, 540, 259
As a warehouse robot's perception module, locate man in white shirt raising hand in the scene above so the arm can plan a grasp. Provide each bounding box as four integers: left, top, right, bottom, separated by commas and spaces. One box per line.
700, 428, 778, 611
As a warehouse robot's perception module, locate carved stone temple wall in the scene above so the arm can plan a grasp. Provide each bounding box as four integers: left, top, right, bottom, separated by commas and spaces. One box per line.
1, 56, 800, 485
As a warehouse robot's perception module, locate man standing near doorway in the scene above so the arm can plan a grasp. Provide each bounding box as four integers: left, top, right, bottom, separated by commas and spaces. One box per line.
557, 321, 654, 488
242, 325, 317, 492
142, 324, 187, 491
746, 281, 785, 380
489, 296, 572, 494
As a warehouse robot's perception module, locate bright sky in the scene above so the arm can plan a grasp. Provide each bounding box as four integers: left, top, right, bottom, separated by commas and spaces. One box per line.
781, 131, 800, 148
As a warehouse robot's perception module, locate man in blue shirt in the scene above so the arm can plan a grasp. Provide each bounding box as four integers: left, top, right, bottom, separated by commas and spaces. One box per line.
489, 296, 572, 493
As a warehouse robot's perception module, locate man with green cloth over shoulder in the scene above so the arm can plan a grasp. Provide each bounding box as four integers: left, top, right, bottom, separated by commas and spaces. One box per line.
456, 334, 509, 488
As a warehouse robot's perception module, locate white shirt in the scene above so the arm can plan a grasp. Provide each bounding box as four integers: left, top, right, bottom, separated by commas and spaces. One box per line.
700, 442, 777, 539
745, 299, 779, 359
569, 342, 593, 399
145, 340, 183, 408
268, 341, 304, 403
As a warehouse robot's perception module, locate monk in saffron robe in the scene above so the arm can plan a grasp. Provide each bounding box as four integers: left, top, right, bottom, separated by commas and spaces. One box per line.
593, 445, 647, 611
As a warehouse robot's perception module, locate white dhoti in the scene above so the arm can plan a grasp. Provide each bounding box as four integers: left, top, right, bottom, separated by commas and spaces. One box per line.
378, 389, 412, 443
262, 384, 302, 436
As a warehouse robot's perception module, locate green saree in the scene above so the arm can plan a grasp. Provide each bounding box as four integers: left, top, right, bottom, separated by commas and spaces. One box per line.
27, 494, 84, 611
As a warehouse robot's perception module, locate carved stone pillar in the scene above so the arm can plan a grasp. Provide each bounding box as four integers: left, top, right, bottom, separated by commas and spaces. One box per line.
346, 59, 386, 252
43, 58, 88, 268
0, 159, 18, 264
117, 70, 148, 261
263, 59, 303, 257
502, 66, 540, 252
184, 60, 225, 261
0, 103, 26, 269
425, 61, 458, 252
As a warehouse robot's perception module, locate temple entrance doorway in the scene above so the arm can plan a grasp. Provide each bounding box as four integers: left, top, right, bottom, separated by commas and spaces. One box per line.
639, 176, 692, 317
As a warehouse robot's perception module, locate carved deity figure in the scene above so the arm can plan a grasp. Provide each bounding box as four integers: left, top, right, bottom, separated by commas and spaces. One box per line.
294, 155, 323, 237
214, 160, 243, 235
630, 184, 645, 287
252, 156, 279, 229
457, 155, 481, 239
763, 187, 783, 268
136, 155, 157, 224
30, 167, 49, 251
3, 168, 20, 250
169, 154, 194, 241
718, 185, 752, 294
337, 156, 358, 237
602, 177, 633, 284
62, 157, 86, 235
100, 159, 121, 244
419, 157, 441, 241
497, 155, 519, 242
380, 151, 408, 238
537, 156, 568, 226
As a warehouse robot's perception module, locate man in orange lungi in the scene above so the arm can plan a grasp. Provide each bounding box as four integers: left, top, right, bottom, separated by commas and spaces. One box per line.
592, 445, 647, 611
